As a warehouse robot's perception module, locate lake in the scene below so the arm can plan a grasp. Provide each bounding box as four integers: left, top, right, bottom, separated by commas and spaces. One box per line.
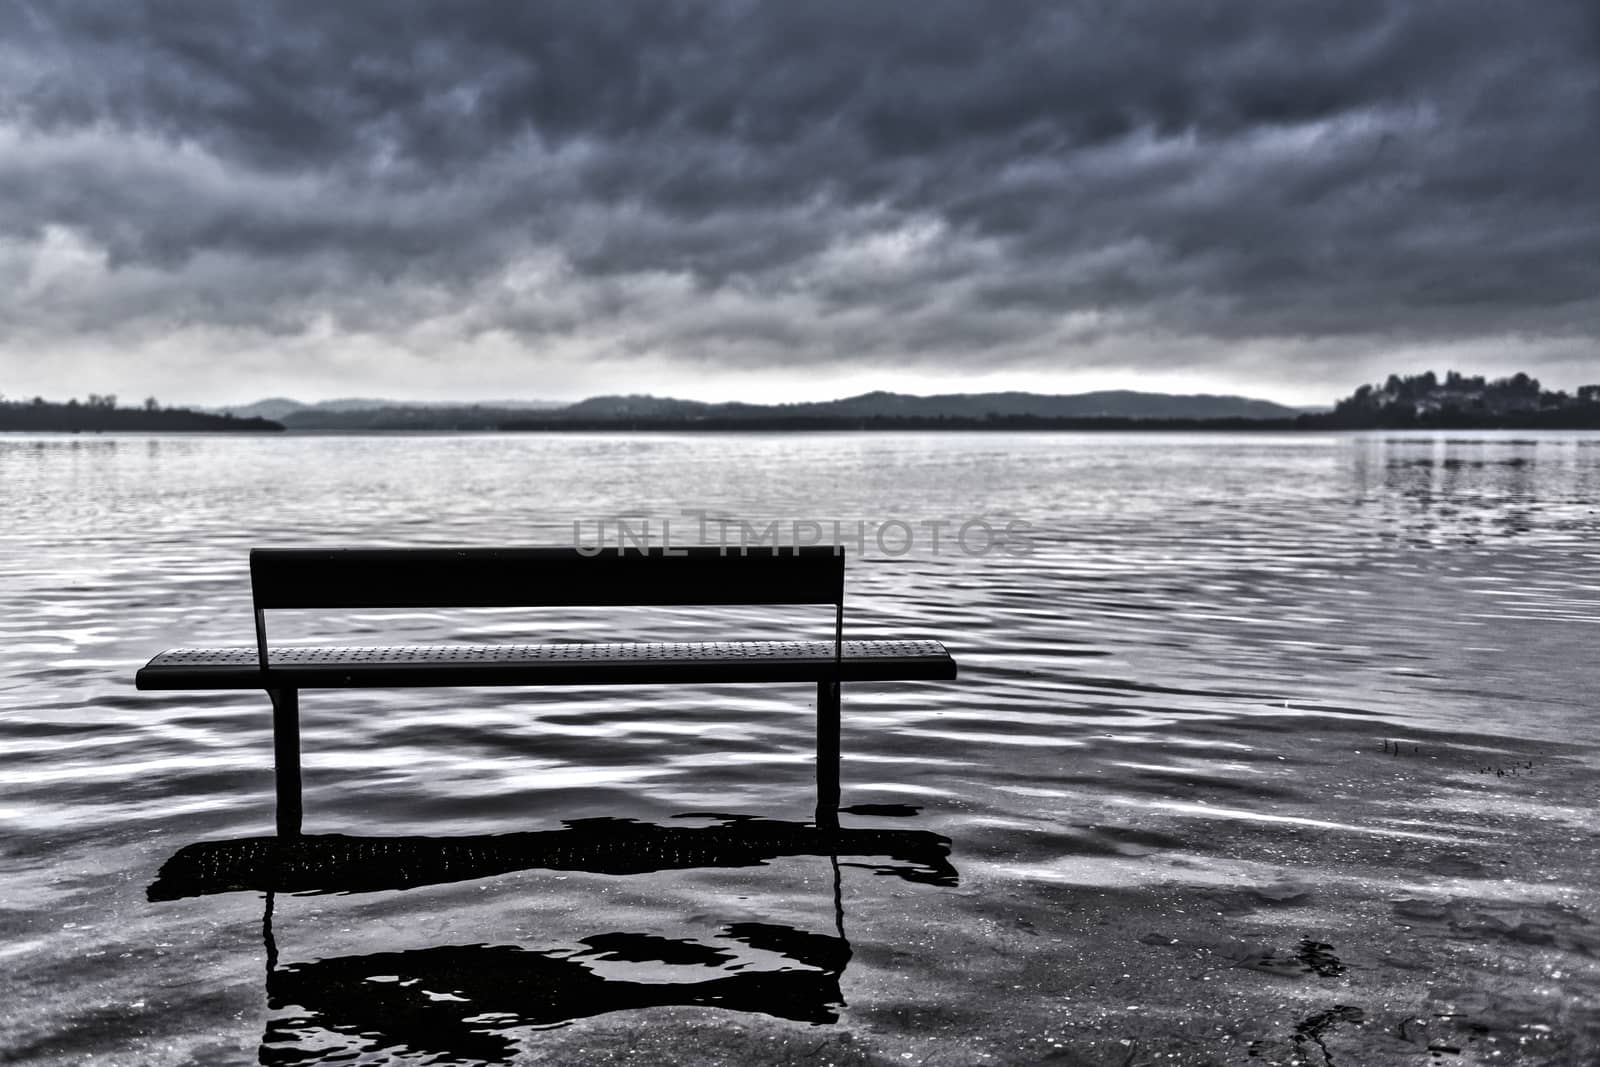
2, 430, 1598, 1065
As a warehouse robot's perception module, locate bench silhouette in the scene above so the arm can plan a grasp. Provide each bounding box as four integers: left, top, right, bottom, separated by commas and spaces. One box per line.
135, 546, 957, 835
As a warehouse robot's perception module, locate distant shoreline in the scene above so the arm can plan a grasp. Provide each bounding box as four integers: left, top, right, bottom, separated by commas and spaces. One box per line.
11, 419, 1600, 436
9, 408, 1600, 435
0, 403, 284, 434
12, 370, 1600, 432
495, 413, 1600, 432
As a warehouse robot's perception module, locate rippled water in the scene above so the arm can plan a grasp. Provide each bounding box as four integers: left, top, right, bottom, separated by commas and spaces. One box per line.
3, 431, 1599, 1065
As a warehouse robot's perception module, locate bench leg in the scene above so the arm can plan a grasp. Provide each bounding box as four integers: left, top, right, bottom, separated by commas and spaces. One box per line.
816, 681, 840, 829
268, 688, 302, 837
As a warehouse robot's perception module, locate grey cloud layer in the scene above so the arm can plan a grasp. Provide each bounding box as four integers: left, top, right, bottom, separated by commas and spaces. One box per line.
3, 0, 1597, 381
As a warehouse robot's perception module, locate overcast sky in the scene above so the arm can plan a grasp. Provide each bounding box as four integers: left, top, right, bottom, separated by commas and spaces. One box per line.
2, 2, 1596, 406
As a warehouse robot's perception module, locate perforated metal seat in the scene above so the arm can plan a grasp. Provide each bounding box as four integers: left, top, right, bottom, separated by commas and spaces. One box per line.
137, 639, 957, 690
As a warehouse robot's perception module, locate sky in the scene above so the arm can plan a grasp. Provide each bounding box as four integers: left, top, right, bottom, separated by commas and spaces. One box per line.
1, 1, 1597, 408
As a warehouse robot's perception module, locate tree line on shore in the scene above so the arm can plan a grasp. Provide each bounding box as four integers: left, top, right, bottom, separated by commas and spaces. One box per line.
1307, 371, 1600, 429
0, 394, 284, 433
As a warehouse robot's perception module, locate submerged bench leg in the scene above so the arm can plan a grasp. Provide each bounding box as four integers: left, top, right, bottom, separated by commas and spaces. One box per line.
268, 688, 302, 837
816, 680, 840, 829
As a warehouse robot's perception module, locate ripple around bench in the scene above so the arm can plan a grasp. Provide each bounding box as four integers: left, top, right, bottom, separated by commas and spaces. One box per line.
146, 815, 960, 900
136, 640, 958, 688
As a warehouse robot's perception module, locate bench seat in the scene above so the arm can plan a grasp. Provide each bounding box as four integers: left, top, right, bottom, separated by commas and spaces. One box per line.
136, 639, 956, 691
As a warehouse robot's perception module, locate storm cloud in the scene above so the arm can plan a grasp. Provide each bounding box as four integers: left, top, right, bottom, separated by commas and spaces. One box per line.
2, 1, 1596, 403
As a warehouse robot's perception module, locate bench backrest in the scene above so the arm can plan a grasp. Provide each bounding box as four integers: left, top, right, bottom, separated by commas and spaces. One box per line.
249, 546, 845, 674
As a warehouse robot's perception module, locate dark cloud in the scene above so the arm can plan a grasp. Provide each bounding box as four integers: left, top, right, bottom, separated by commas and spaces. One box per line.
1, 0, 1597, 400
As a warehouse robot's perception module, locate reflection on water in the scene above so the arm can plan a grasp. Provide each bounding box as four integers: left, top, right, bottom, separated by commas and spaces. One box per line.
172, 815, 939, 1062
149, 815, 958, 899
3, 431, 1600, 1064
262, 923, 848, 1062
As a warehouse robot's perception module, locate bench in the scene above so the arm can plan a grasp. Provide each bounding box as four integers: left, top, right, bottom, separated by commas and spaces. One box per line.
135, 546, 957, 836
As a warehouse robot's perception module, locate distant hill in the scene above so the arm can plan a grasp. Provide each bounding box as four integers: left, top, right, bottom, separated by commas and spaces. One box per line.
217, 397, 564, 422
208, 389, 1301, 430
219, 397, 306, 421
557, 389, 1301, 422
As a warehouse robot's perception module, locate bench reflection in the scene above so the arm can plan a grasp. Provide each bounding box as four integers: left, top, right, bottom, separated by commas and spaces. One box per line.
149, 815, 958, 1064
260, 913, 852, 1063
148, 813, 958, 898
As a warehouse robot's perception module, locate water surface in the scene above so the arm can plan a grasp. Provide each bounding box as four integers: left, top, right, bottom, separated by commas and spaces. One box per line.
2, 431, 1598, 1064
